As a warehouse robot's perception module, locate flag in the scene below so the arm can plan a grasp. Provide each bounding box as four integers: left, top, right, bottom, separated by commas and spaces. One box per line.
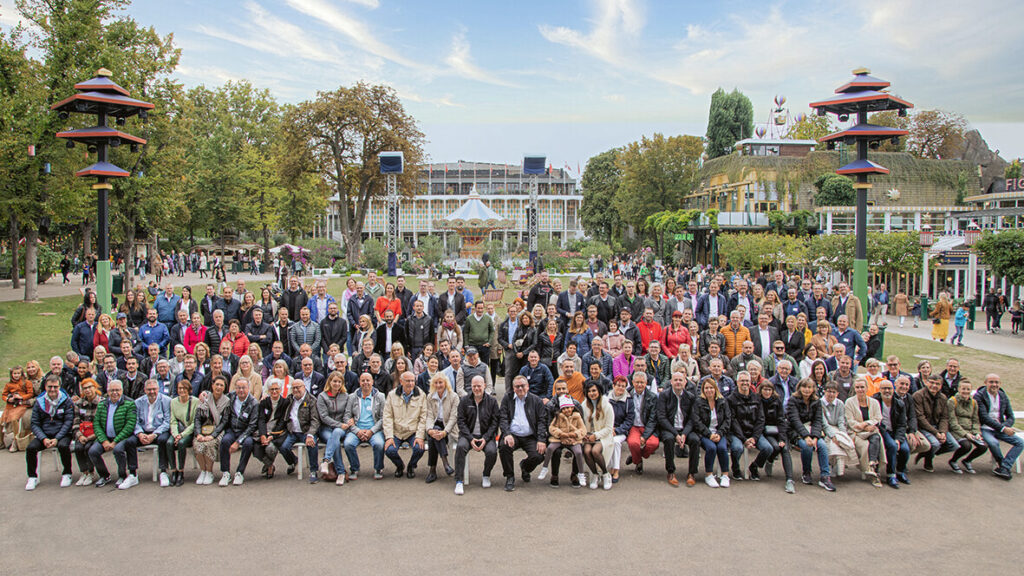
444, 163, 448, 173
577, 162, 581, 174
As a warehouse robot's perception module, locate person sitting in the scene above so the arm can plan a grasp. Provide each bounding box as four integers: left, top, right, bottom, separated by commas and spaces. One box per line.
946, 379, 988, 475
24, 375, 75, 490
497, 375, 548, 491
541, 395, 588, 489
255, 379, 294, 479
844, 379, 885, 487
691, 378, 732, 488
821, 382, 857, 478
913, 375, 956, 473
215, 378, 258, 486
756, 374, 795, 493
382, 371, 427, 479
606, 376, 634, 483
624, 371, 660, 475
72, 379, 102, 485
128, 379, 173, 488
700, 358, 736, 398
873, 379, 906, 489
657, 371, 699, 487
88, 380, 138, 488
316, 372, 353, 486
581, 381, 615, 490
424, 374, 458, 483
786, 378, 834, 491
343, 372, 386, 480
453, 375, 500, 495
167, 380, 198, 487
727, 371, 773, 481
279, 379, 320, 484
2, 366, 35, 452
191, 376, 230, 485
974, 373, 1023, 480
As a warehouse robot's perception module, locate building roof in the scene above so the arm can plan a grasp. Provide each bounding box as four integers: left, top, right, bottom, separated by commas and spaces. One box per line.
435, 191, 514, 230
734, 138, 818, 147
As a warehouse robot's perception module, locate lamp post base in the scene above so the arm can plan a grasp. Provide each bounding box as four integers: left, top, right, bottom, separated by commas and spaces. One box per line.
96, 260, 112, 316
853, 258, 869, 331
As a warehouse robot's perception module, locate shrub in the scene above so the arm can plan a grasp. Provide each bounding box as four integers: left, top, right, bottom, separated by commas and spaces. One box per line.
361, 238, 387, 271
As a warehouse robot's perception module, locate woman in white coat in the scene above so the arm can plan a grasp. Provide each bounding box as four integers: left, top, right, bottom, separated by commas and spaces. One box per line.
844, 377, 885, 487
582, 380, 615, 490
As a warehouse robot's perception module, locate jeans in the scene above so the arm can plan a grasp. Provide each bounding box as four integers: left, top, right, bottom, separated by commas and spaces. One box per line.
763, 434, 794, 480
881, 429, 910, 476
920, 430, 958, 466
166, 434, 194, 470
455, 435, 497, 478
385, 434, 424, 471
499, 435, 543, 478
660, 430, 699, 476
344, 429, 385, 473
128, 431, 171, 471
797, 437, 831, 477
952, 325, 964, 344
219, 430, 254, 473
981, 428, 1024, 471
281, 431, 319, 474
700, 436, 729, 474
319, 427, 347, 474
88, 438, 138, 479
26, 437, 72, 477
729, 434, 774, 472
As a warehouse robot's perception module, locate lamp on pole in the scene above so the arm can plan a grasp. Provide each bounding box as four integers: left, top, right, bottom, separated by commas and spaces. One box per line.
522, 154, 546, 271
919, 223, 934, 321
52, 68, 152, 314
379, 151, 404, 276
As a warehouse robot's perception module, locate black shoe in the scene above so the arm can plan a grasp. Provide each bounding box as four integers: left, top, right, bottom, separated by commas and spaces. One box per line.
570, 474, 580, 487
425, 471, 438, 484
887, 476, 900, 489
731, 467, 743, 480
394, 465, 405, 478
308, 472, 319, 484
172, 471, 181, 486
625, 455, 633, 466
801, 474, 812, 485
95, 476, 112, 488
636, 461, 644, 475
993, 467, 1012, 480
520, 465, 531, 483
818, 476, 836, 492
748, 465, 760, 481
922, 464, 935, 473
406, 468, 416, 479
444, 464, 455, 476
286, 465, 296, 476
505, 477, 515, 492
549, 478, 560, 488
897, 473, 911, 485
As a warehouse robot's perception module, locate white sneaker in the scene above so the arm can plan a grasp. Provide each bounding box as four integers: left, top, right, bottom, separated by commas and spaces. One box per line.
705, 475, 719, 488
233, 472, 244, 486
196, 471, 207, 485
75, 474, 86, 486
202, 471, 214, 485
159, 472, 170, 487
589, 474, 599, 489
25, 477, 39, 491
219, 472, 231, 486
603, 473, 612, 490
118, 474, 139, 490
115, 477, 126, 489
719, 475, 731, 488
454, 482, 464, 495
576, 473, 587, 488
319, 460, 330, 476
60, 474, 73, 488
537, 466, 549, 481
80, 473, 94, 486
336, 473, 345, 486
481, 476, 491, 488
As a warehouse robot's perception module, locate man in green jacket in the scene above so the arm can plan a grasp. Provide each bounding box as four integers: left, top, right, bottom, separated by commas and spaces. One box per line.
463, 300, 495, 368
88, 380, 139, 489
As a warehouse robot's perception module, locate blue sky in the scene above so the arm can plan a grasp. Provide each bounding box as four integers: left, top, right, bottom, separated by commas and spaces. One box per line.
4, 0, 1023, 173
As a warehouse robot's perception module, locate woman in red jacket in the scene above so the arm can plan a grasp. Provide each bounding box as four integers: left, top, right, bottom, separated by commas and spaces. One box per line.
662, 311, 692, 358
183, 311, 208, 354
225, 319, 251, 358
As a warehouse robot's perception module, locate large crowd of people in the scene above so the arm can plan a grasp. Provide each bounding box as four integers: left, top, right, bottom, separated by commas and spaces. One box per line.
4, 261, 1021, 496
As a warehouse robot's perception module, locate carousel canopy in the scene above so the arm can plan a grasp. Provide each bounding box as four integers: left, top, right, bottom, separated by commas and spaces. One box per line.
435, 192, 514, 230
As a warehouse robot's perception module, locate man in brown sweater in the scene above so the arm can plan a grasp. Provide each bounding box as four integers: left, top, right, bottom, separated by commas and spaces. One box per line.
912, 375, 957, 472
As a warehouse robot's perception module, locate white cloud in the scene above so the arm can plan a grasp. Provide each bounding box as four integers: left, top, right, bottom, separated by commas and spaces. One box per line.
197, 2, 345, 64
539, 0, 644, 66
283, 0, 420, 68
0, 0, 29, 28
345, 0, 380, 8
443, 30, 519, 88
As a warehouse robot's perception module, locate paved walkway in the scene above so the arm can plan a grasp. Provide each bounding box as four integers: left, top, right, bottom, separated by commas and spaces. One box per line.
0, 271, 281, 303
878, 312, 1024, 360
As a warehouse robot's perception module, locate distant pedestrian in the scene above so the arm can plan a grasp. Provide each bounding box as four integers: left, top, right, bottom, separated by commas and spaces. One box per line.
952, 303, 968, 347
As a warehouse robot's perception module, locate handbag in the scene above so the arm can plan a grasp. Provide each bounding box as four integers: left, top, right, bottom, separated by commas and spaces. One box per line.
321, 458, 338, 482
931, 317, 941, 325
79, 421, 94, 437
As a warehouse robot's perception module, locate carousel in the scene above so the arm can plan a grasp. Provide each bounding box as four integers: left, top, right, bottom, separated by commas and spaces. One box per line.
434, 189, 514, 259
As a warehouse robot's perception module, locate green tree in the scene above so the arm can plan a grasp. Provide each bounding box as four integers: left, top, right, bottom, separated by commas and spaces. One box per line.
579, 148, 621, 243
787, 115, 835, 141
977, 230, 1024, 286
809, 233, 855, 274
615, 133, 703, 254
360, 238, 387, 271
283, 83, 425, 264
717, 233, 807, 271
813, 173, 856, 206
906, 109, 967, 160
869, 110, 909, 152
1005, 159, 1021, 179
867, 232, 922, 277
417, 235, 445, 265
705, 88, 754, 158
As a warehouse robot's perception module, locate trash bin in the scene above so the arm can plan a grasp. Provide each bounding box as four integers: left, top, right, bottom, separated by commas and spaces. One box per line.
232, 261, 241, 274
920, 296, 929, 321
112, 273, 124, 295
967, 299, 977, 331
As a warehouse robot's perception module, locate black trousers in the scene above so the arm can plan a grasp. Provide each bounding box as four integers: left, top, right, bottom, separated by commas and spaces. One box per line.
499, 434, 543, 478
455, 435, 497, 478
660, 430, 699, 476
26, 437, 72, 477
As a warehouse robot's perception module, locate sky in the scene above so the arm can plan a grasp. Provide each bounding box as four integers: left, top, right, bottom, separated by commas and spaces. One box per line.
3, 0, 1023, 175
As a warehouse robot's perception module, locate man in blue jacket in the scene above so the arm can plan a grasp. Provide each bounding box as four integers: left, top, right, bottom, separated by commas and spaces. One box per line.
138, 308, 171, 356
832, 315, 867, 364
152, 283, 181, 327
128, 379, 173, 488
70, 308, 98, 361
695, 281, 727, 329
306, 280, 336, 323
25, 375, 75, 490
975, 373, 1023, 480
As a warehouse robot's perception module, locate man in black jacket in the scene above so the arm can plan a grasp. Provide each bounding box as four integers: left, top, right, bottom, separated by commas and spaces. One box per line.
279, 276, 309, 323
205, 310, 229, 357
215, 286, 241, 324
438, 277, 467, 326
271, 308, 295, 358
373, 309, 406, 358
727, 372, 772, 481
873, 379, 907, 488
975, 373, 1023, 480
498, 375, 548, 491
244, 308, 275, 356
404, 299, 434, 361
526, 270, 554, 315
657, 371, 699, 487
200, 284, 219, 326
453, 375, 499, 495
319, 302, 347, 362
215, 379, 257, 486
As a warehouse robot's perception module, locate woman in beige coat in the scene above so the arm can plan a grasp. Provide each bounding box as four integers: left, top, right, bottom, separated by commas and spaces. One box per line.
582, 381, 615, 490
844, 378, 885, 487
424, 374, 459, 483
892, 290, 910, 328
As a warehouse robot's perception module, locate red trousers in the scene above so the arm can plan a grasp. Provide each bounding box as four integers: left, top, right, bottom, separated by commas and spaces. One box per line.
627, 426, 660, 464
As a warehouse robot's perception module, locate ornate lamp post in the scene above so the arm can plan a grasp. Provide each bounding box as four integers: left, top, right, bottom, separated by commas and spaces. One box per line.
379, 151, 404, 276
919, 224, 934, 322
52, 68, 153, 314
811, 68, 913, 329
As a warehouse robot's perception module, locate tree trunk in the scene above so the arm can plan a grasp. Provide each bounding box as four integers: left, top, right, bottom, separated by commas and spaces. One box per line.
346, 230, 361, 265
123, 225, 136, 291
23, 228, 38, 301
9, 217, 20, 290
262, 223, 270, 266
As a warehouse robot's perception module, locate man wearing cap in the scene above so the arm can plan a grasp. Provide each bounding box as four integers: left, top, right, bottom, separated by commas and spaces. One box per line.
457, 347, 492, 397
498, 375, 548, 491
453, 375, 500, 495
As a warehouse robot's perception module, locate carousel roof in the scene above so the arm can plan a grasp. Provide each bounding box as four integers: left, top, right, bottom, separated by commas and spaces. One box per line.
435, 192, 514, 230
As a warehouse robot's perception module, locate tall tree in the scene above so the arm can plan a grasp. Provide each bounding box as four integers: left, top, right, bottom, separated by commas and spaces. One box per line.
283, 83, 425, 264
614, 133, 703, 254
579, 148, 621, 243
813, 173, 856, 206
705, 88, 754, 159
786, 115, 835, 141
977, 230, 1024, 286
906, 109, 967, 160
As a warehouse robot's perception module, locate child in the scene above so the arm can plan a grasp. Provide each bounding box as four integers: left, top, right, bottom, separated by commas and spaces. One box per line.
910, 297, 921, 328
538, 396, 588, 487
1010, 301, 1022, 335
952, 303, 969, 346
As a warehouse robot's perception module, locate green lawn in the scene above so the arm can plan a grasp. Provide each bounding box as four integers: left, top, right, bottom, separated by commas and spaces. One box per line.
3, 282, 1023, 405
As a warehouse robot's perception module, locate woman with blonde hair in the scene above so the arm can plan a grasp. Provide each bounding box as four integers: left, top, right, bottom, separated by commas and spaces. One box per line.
424, 373, 458, 483
231, 355, 263, 400
93, 313, 114, 356
692, 378, 732, 488
264, 359, 293, 398
929, 291, 953, 342
23, 359, 44, 396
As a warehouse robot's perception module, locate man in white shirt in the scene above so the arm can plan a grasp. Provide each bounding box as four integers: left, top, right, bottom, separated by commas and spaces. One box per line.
128, 379, 172, 488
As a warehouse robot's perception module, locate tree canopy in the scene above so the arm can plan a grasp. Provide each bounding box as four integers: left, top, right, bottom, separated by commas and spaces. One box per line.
705, 88, 754, 159
579, 148, 621, 243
